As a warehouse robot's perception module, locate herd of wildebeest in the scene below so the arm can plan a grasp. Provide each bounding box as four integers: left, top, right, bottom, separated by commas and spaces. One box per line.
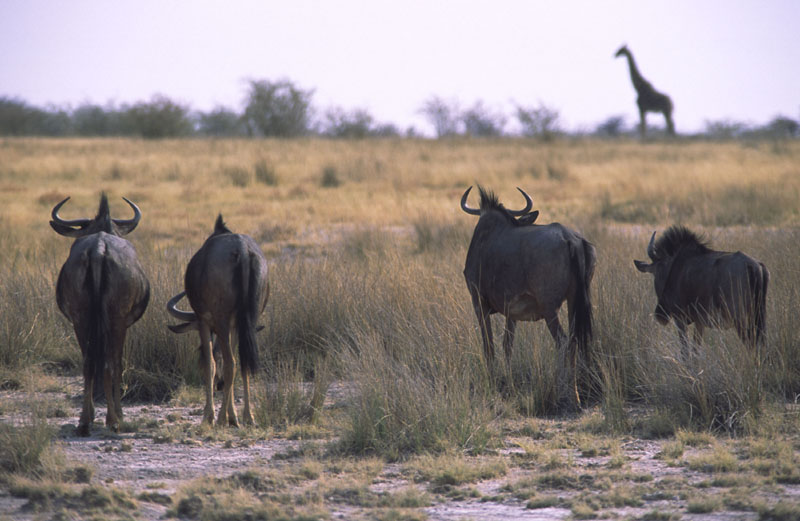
49, 188, 769, 436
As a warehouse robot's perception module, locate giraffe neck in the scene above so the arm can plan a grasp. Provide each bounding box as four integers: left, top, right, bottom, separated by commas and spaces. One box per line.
623, 51, 648, 92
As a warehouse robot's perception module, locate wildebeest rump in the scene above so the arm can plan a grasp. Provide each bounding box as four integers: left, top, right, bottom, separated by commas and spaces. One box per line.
167, 215, 269, 427
461, 186, 596, 407
634, 226, 769, 355
51, 194, 150, 436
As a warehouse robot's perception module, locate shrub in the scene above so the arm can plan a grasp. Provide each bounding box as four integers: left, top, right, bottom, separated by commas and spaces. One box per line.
254, 160, 278, 186
320, 166, 341, 188
0, 418, 56, 476
242, 78, 314, 137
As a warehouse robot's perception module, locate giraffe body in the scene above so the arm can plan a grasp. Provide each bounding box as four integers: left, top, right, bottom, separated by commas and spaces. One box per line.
615, 45, 675, 138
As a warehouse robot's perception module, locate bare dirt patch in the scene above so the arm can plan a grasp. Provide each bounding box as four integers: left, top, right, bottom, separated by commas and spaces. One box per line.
1, 378, 799, 520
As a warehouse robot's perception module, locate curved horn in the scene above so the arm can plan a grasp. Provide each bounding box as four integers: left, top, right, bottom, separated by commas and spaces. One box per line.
460, 186, 481, 215
112, 197, 142, 235
646, 231, 657, 260
508, 187, 533, 216
166, 291, 196, 322
50, 197, 91, 228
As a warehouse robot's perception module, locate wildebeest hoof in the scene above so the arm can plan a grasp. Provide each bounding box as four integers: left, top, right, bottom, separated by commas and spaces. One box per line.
76, 424, 91, 437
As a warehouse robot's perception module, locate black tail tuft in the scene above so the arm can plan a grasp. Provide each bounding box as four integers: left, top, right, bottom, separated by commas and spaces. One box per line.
750, 262, 769, 346
569, 239, 595, 357
84, 252, 108, 387
234, 253, 260, 375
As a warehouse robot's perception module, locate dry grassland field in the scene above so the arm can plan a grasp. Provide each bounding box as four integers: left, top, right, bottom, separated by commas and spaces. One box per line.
1, 137, 799, 520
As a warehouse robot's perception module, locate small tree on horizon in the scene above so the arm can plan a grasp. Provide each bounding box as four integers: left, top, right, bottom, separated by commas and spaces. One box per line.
462, 100, 506, 137
515, 102, 561, 140
419, 95, 461, 137
242, 79, 314, 137
594, 115, 627, 138
125, 95, 193, 138
197, 106, 246, 137
321, 107, 374, 138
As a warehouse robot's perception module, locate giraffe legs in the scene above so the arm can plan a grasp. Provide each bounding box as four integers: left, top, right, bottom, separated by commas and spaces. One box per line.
664, 109, 675, 136
638, 107, 647, 139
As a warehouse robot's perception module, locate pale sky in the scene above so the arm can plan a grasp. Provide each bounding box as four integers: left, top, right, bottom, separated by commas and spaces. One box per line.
1, 1, 798, 134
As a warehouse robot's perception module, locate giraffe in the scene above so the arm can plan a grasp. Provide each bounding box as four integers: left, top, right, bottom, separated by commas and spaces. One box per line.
615, 45, 675, 138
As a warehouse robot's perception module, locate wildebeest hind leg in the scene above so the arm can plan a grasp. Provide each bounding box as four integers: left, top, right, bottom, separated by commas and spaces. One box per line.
546, 315, 578, 409
199, 324, 216, 425
105, 326, 126, 431
217, 330, 239, 427
78, 356, 95, 437
76, 328, 95, 437
240, 368, 255, 426
103, 364, 118, 432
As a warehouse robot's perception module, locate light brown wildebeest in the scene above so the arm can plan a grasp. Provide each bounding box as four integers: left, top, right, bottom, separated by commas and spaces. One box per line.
167, 215, 269, 427
50, 194, 150, 436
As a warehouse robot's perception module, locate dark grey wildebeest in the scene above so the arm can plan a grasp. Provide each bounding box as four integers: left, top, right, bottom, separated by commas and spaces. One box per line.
167, 215, 269, 427
634, 226, 769, 356
50, 194, 150, 436
461, 186, 596, 407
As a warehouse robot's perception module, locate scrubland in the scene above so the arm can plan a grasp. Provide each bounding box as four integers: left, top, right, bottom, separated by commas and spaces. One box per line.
0, 137, 799, 520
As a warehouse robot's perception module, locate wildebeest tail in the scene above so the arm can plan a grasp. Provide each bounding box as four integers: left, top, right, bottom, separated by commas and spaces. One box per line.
85, 249, 109, 385
234, 252, 260, 375
749, 262, 769, 346
569, 239, 595, 357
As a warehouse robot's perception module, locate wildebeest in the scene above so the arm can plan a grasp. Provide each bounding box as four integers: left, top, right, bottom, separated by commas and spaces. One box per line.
461, 186, 596, 407
634, 226, 769, 355
50, 194, 150, 436
167, 215, 269, 427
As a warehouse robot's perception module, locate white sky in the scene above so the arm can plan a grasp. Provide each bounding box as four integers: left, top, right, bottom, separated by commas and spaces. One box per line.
1, 1, 798, 134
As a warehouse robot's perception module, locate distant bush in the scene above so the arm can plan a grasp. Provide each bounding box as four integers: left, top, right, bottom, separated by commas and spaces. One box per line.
322, 107, 374, 138
125, 95, 193, 139
197, 106, 245, 137
763, 115, 799, 138
703, 119, 750, 140
0, 97, 69, 136
254, 160, 278, 185
242, 79, 314, 137
462, 100, 506, 137
223, 166, 252, 187
594, 115, 627, 138
72, 103, 113, 136
320, 166, 341, 188
419, 96, 461, 137
515, 102, 561, 141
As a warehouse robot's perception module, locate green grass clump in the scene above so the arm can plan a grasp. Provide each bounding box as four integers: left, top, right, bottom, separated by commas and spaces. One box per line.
406, 454, 507, 487
0, 418, 56, 476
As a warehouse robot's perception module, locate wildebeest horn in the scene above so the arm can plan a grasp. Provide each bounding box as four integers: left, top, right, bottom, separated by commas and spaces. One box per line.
460, 186, 481, 215
166, 291, 196, 322
50, 197, 91, 228
647, 231, 657, 260
508, 187, 533, 216
112, 197, 142, 235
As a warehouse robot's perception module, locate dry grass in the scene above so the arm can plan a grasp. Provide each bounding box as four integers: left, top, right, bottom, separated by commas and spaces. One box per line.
1, 136, 800, 453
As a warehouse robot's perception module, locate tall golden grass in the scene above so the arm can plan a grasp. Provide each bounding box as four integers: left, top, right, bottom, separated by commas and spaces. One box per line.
1, 137, 798, 451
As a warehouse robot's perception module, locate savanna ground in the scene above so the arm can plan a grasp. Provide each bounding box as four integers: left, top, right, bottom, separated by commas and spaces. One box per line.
1, 137, 799, 520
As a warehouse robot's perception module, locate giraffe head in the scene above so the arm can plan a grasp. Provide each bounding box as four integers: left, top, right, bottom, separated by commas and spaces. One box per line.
614, 44, 629, 58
